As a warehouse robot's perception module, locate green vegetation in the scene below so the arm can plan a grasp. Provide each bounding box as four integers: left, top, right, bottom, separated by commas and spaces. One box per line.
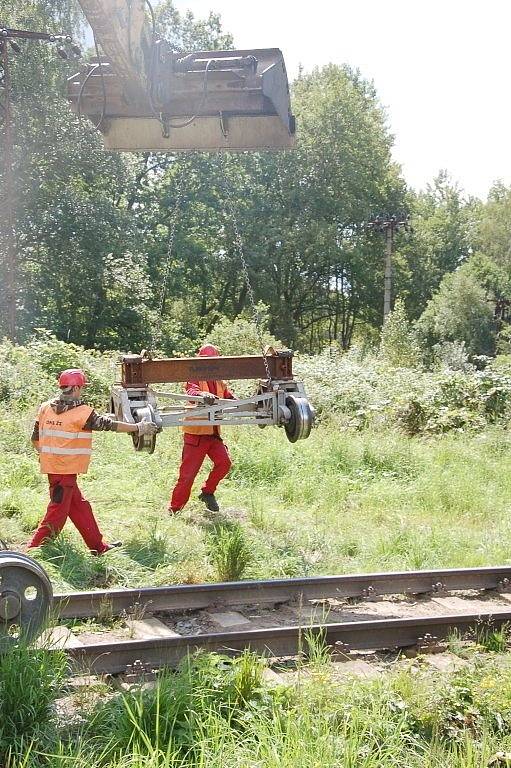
207, 522, 253, 582
0, 642, 67, 758
4, 3, 511, 765
4, 646, 511, 766
3, 334, 511, 591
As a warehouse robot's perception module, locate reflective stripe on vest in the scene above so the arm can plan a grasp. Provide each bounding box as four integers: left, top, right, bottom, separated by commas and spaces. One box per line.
39, 429, 92, 440
182, 380, 225, 436
38, 402, 94, 475
40, 446, 93, 455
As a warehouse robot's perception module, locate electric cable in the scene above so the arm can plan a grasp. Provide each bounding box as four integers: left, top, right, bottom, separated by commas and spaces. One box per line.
144, 0, 211, 133
76, 33, 106, 130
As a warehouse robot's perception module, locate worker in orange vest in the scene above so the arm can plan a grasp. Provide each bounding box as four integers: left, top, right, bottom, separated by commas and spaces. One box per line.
169, 344, 235, 513
28, 368, 157, 555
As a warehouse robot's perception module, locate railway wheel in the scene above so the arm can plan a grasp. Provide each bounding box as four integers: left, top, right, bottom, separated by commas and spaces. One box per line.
131, 404, 157, 454
0, 552, 53, 650
284, 394, 315, 443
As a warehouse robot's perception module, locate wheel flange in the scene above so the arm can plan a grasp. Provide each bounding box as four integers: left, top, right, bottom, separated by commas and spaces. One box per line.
284, 394, 315, 443
131, 404, 158, 454
0, 552, 53, 649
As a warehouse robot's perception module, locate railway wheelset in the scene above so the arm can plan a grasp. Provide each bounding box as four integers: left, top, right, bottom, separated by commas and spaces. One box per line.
0, 550, 53, 649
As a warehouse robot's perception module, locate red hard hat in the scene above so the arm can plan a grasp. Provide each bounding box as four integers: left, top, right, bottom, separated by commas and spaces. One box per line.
198, 344, 220, 357
58, 369, 88, 388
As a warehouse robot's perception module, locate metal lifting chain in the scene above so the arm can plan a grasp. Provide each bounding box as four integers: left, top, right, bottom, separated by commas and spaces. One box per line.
218, 157, 272, 383
151, 165, 186, 351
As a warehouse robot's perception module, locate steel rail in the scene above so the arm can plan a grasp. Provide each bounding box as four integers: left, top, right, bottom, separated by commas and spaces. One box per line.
66, 609, 511, 674
54, 566, 511, 619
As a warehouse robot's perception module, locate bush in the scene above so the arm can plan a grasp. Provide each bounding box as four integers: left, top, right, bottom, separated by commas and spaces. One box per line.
380, 299, 423, 368
207, 303, 282, 356
0, 331, 114, 410
417, 264, 496, 356
92, 651, 267, 758
433, 340, 473, 372
2, 333, 511, 439
208, 522, 253, 581
296, 347, 511, 435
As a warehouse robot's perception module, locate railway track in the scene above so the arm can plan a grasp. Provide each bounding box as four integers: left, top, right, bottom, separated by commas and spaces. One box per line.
50, 566, 511, 675
54, 565, 511, 619
4, 555, 511, 674
66, 610, 511, 675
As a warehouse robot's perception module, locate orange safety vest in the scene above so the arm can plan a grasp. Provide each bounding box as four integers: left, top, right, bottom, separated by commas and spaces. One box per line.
182, 380, 226, 436
37, 402, 94, 475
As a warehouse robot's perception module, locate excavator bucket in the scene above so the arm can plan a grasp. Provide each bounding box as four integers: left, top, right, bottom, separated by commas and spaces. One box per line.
67, 47, 296, 151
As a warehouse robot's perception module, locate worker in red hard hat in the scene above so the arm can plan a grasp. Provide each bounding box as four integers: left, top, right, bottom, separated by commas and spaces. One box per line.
169, 343, 235, 513
28, 368, 158, 555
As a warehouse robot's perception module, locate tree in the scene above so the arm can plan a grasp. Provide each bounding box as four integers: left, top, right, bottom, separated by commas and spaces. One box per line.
476, 182, 511, 268
1, 0, 232, 349
2, 4, 408, 355
394, 172, 480, 320
417, 261, 495, 356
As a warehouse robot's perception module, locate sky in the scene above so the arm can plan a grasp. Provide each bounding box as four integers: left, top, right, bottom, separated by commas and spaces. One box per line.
169, 0, 511, 201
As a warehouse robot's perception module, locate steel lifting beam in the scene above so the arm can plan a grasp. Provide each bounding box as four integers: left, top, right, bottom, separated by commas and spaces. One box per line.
120, 351, 294, 387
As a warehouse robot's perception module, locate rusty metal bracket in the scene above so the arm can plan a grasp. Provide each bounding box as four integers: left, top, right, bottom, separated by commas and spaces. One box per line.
124, 658, 156, 684
120, 351, 293, 387
416, 632, 443, 654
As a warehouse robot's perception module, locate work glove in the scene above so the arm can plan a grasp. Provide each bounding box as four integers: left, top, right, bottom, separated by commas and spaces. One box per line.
202, 393, 217, 406
136, 420, 158, 436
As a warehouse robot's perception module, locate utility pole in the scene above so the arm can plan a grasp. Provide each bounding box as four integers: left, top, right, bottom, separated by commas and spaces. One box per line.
0, 27, 81, 341
368, 213, 410, 323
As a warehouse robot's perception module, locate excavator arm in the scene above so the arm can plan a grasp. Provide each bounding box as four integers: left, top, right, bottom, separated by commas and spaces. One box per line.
69, 0, 296, 151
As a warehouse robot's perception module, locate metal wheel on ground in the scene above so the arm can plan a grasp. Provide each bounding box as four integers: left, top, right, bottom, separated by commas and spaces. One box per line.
0, 552, 53, 650
284, 394, 315, 443
131, 404, 157, 454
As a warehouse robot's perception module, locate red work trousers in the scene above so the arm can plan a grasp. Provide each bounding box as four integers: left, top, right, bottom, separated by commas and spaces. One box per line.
170, 433, 232, 511
28, 474, 107, 553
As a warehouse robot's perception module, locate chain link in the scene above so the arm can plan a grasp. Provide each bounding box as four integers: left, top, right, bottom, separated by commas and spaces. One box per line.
219, 158, 272, 382
151, 156, 272, 382
151, 165, 186, 351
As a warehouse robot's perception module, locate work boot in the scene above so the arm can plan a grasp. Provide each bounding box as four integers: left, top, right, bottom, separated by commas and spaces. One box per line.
199, 491, 219, 512
92, 541, 123, 556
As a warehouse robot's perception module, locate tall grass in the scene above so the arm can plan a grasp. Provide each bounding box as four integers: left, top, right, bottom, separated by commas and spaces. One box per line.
9, 648, 511, 767
207, 522, 253, 581
0, 642, 67, 761
5, 423, 511, 591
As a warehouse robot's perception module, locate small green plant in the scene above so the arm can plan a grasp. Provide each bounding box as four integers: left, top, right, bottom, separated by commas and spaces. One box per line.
207, 522, 253, 581
447, 629, 470, 658
302, 626, 332, 668
380, 299, 423, 369
89, 651, 267, 759
476, 622, 510, 653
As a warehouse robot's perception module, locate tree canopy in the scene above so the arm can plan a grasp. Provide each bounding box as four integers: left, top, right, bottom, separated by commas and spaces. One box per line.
1, 1, 510, 358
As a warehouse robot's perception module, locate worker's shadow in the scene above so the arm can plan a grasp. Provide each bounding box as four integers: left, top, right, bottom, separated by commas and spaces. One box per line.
38, 536, 103, 590
183, 506, 247, 532
123, 538, 172, 570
